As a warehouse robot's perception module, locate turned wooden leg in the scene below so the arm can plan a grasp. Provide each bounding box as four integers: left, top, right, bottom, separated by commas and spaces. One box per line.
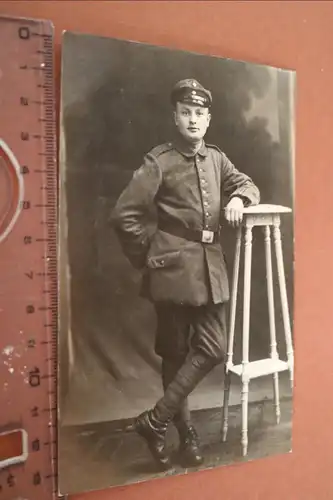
273, 217, 294, 388
264, 225, 281, 424
241, 380, 249, 456
241, 222, 253, 456
273, 372, 281, 424
222, 227, 242, 443
226, 226, 242, 371
222, 369, 231, 442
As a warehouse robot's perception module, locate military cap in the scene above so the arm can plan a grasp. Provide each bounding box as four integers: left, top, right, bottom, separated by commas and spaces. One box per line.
171, 78, 212, 108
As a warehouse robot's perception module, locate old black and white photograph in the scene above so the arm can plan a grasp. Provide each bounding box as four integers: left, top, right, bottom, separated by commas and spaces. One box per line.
58, 31, 295, 495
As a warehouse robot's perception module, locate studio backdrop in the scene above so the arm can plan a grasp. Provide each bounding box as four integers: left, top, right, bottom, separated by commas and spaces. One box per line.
59, 32, 294, 427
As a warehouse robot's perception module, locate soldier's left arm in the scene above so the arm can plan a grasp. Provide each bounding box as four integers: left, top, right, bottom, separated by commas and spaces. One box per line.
221, 152, 260, 207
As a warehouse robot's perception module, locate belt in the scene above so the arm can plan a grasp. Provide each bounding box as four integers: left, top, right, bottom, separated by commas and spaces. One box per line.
158, 220, 220, 244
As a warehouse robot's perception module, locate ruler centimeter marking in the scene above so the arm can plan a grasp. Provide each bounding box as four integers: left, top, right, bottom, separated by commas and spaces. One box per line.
0, 16, 60, 500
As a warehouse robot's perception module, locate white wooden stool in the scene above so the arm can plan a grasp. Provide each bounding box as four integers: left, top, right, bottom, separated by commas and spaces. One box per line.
221, 204, 294, 456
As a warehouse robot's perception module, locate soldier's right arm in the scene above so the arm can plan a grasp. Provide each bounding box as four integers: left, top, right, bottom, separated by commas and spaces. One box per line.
110, 153, 162, 269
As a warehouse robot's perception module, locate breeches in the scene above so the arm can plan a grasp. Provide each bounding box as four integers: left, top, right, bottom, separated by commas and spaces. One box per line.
154, 301, 227, 363
152, 301, 227, 426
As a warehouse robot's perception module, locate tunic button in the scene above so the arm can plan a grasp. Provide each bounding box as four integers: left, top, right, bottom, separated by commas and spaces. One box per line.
204, 202, 209, 207
206, 212, 210, 217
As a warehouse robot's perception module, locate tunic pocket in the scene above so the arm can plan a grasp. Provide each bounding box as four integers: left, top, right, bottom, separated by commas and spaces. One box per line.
147, 250, 182, 269
146, 250, 184, 302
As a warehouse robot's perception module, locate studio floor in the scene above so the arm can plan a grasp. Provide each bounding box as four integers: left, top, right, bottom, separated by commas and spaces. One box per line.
58, 397, 293, 496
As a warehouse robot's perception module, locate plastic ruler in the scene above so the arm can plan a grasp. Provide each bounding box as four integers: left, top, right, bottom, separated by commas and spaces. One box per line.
0, 15, 60, 500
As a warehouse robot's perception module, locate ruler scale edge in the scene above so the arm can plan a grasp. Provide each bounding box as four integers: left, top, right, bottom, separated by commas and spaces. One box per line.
0, 15, 61, 499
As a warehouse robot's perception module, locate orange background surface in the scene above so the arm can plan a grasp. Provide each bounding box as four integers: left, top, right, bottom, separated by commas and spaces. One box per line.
1, 1, 333, 499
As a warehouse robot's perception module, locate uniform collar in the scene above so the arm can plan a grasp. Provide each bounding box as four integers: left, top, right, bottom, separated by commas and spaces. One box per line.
172, 135, 208, 158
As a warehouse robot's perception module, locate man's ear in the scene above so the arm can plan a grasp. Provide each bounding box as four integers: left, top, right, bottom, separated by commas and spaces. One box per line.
173, 110, 178, 126
207, 112, 212, 126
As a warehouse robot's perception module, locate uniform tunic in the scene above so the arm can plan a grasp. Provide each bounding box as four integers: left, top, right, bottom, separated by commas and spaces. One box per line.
111, 138, 260, 306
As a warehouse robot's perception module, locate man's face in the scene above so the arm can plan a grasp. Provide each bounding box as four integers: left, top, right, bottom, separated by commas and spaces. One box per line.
174, 102, 211, 143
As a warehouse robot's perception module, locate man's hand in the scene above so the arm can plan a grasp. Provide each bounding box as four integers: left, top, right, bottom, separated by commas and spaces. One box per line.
224, 197, 244, 227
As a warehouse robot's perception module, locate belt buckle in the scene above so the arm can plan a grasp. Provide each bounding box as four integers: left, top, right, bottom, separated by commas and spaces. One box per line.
201, 230, 214, 243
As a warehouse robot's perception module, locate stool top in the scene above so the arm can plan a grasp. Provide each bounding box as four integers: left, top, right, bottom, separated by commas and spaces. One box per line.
243, 203, 292, 214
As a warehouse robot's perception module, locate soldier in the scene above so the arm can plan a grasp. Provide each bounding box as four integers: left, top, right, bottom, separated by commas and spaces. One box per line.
111, 78, 260, 470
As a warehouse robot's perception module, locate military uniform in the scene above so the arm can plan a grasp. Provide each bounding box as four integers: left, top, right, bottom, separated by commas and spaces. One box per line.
112, 137, 259, 306
111, 78, 260, 469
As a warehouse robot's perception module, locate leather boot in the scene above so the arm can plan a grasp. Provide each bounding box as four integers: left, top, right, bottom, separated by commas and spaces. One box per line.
178, 425, 204, 467
134, 410, 172, 470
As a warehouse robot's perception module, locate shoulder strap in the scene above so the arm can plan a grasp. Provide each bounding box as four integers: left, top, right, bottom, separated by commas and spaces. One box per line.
148, 142, 174, 158
205, 143, 224, 155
